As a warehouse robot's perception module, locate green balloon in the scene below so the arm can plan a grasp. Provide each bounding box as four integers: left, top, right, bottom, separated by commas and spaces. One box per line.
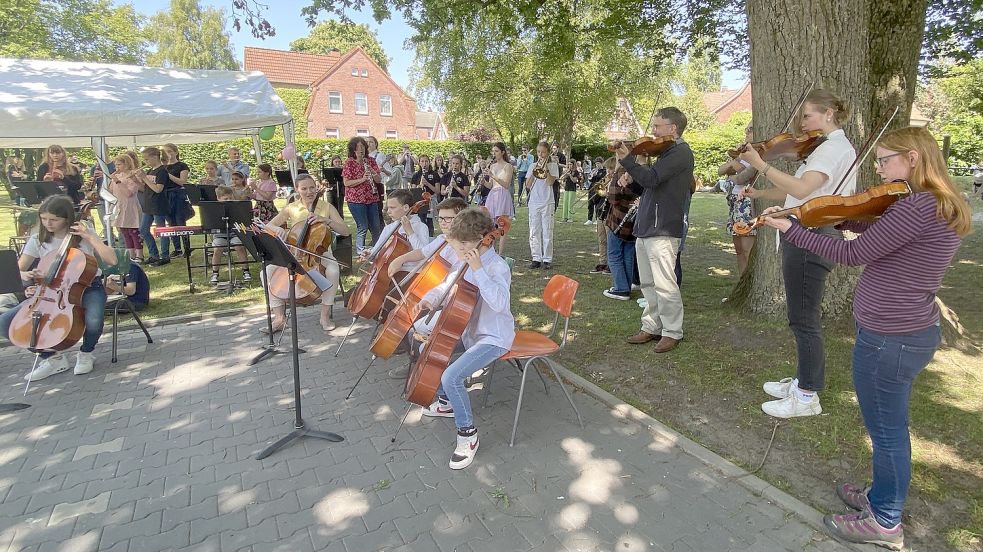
259, 126, 275, 140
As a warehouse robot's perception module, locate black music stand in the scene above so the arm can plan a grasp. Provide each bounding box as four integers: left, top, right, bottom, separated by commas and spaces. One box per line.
199, 200, 253, 295
0, 251, 31, 411
321, 168, 345, 217
239, 229, 293, 365
14, 181, 62, 206
185, 184, 218, 204
250, 231, 344, 459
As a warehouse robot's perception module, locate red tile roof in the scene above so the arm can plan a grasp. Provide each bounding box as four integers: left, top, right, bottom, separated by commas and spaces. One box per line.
243, 47, 341, 87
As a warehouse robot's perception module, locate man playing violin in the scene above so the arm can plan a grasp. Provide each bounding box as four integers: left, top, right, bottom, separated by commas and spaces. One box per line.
614, 107, 694, 354
263, 175, 350, 332
738, 89, 857, 419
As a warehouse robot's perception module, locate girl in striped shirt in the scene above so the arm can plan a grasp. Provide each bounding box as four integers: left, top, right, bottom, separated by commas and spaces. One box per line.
760, 126, 971, 550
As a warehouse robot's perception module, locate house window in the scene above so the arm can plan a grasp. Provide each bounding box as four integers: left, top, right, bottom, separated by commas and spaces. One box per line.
356, 128, 370, 137
386, 130, 398, 139
328, 91, 342, 113
325, 128, 339, 138
361, 68, 368, 77
351, 67, 358, 76
355, 93, 368, 115
379, 95, 392, 116
426, 129, 432, 139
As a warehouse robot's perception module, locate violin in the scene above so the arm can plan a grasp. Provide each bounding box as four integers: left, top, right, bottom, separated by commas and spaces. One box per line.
730, 130, 826, 163
346, 193, 431, 321
9, 202, 98, 352
734, 180, 912, 236
404, 218, 511, 407
608, 135, 675, 157
268, 193, 334, 307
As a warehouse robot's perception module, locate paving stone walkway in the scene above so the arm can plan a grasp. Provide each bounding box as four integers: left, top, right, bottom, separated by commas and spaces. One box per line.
0, 307, 858, 552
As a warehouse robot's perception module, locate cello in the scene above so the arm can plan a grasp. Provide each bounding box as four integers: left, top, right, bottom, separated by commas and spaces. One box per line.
346, 193, 430, 321
9, 202, 98, 352
404, 221, 510, 407
268, 193, 334, 307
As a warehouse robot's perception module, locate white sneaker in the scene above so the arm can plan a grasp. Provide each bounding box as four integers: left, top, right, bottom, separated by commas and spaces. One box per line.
422, 400, 454, 418
763, 377, 796, 399
74, 351, 95, 375
583, 220, 593, 225
762, 394, 822, 419
449, 431, 479, 470
631, 284, 641, 291
242, 270, 252, 282
209, 272, 220, 285
25, 354, 69, 381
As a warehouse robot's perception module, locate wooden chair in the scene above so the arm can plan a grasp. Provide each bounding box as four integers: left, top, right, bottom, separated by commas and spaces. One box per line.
486, 274, 584, 446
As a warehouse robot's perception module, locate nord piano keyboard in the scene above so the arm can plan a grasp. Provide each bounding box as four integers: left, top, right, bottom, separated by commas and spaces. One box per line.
152, 225, 208, 238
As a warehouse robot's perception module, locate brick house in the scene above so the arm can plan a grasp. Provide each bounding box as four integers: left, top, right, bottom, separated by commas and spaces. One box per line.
604, 97, 644, 140
244, 46, 450, 140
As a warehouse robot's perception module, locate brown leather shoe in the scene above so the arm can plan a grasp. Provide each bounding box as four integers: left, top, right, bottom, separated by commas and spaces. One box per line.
653, 337, 680, 353
627, 331, 660, 344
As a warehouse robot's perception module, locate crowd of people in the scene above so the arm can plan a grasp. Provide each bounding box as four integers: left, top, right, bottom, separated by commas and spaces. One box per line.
1, 100, 974, 548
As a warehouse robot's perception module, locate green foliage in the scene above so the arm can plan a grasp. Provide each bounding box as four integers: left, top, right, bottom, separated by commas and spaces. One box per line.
147, 0, 239, 70
0, 0, 147, 63
919, 59, 983, 164
273, 88, 311, 137
687, 112, 750, 184
290, 20, 390, 72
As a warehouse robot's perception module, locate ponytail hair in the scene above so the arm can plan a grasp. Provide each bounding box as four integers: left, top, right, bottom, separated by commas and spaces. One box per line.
804, 89, 850, 127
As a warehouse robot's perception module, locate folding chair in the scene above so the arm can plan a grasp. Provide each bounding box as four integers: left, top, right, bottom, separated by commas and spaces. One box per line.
100, 250, 153, 363
486, 274, 584, 446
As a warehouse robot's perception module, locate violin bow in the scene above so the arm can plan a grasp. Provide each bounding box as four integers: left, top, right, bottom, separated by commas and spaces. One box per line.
778, 81, 815, 133
831, 105, 900, 196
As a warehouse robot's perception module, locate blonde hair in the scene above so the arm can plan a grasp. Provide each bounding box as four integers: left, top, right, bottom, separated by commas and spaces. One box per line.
878, 127, 971, 237
42, 145, 79, 176
114, 153, 134, 171
215, 186, 235, 200
125, 150, 140, 169
803, 89, 850, 127
162, 143, 180, 164
447, 208, 495, 242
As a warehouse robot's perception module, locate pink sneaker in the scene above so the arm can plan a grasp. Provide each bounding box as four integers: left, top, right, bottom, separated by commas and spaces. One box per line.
823, 508, 904, 550
836, 482, 871, 511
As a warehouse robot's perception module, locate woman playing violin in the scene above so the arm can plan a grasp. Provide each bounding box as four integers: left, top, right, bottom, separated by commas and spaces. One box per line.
0, 195, 118, 380
416, 209, 515, 470
759, 127, 970, 549
738, 89, 857, 419
263, 174, 350, 332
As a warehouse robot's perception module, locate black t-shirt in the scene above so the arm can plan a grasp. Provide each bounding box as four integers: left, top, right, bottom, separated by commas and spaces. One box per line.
411, 169, 442, 194
165, 162, 190, 190
441, 171, 470, 200
142, 166, 169, 215
563, 170, 582, 192
128, 263, 150, 307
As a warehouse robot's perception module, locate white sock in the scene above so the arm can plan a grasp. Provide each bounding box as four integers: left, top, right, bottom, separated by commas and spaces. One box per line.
794, 386, 816, 403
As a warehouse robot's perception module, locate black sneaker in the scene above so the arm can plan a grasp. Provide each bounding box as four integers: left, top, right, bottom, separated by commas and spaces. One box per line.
145, 256, 160, 265
603, 288, 630, 301
155, 258, 171, 266
172, 249, 183, 257
589, 264, 605, 274
528, 261, 542, 269
542, 262, 552, 270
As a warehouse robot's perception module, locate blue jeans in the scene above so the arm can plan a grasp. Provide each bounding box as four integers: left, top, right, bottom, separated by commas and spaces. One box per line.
140, 213, 160, 258
159, 188, 189, 258
606, 230, 636, 293
349, 202, 382, 255
437, 344, 509, 429
852, 323, 940, 528
0, 279, 107, 357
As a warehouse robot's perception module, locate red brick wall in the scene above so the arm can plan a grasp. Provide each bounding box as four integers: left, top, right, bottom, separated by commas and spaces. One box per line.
307, 51, 417, 140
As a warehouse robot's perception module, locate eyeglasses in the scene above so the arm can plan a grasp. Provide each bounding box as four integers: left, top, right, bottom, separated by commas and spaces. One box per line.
874, 153, 904, 167
437, 216, 456, 223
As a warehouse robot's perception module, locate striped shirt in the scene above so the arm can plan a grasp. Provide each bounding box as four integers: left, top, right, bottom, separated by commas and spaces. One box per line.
783, 192, 961, 334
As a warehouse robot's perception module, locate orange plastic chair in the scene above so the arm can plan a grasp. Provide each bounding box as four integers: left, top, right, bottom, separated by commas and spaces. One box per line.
487, 274, 584, 446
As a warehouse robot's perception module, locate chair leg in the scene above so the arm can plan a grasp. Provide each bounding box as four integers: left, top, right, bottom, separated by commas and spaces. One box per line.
532, 357, 550, 395
112, 301, 121, 363
544, 358, 584, 429
509, 359, 534, 447
127, 300, 153, 344
482, 360, 497, 408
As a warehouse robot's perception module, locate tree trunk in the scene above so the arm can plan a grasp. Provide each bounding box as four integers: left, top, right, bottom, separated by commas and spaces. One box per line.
732, 0, 881, 317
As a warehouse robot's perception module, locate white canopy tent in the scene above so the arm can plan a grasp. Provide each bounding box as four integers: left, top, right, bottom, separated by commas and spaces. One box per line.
0, 58, 295, 173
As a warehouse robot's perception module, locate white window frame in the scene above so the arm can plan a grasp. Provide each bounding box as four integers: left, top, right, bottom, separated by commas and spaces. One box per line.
325, 128, 340, 138
354, 93, 368, 115
328, 91, 342, 114
379, 95, 392, 116
385, 130, 398, 139
356, 128, 370, 137
361, 68, 368, 77
351, 67, 358, 76
426, 129, 432, 139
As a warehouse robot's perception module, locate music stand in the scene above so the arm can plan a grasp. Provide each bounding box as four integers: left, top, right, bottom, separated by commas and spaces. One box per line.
0, 250, 31, 412
239, 228, 292, 365
185, 184, 218, 204
199, 200, 253, 294
14, 181, 61, 206
250, 231, 343, 459
321, 168, 345, 217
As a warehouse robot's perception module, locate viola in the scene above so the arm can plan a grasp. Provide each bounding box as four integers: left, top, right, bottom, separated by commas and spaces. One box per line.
9, 202, 98, 352
404, 217, 511, 407
734, 180, 912, 236
346, 193, 431, 321
608, 135, 675, 158
269, 193, 334, 307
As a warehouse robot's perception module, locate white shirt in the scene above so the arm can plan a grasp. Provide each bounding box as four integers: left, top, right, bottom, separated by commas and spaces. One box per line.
422, 248, 515, 350
525, 160, 560, 206
784, 129, 857, 209
372, 151, 391, 176
23, 235, 101, 278
420, 234, 462, 268
368, 215, 431, 272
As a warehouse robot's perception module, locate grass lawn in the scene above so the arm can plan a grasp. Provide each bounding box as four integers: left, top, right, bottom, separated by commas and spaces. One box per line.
2, 181, 980, 550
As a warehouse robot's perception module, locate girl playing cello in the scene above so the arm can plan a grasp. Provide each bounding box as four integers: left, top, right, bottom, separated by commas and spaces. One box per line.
739, 89, 857, 419
416, 209, 515, 470
758, 126, 970, 550
0, 195, 118, 379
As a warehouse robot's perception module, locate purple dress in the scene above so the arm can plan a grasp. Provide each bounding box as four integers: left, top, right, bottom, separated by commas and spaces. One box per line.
484, 185, 514, 219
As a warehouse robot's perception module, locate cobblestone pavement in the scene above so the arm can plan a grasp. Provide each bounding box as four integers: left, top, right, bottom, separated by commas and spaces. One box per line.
0, 308, 857, 552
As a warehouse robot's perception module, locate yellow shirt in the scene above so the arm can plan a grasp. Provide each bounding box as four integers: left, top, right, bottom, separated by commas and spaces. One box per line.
282, 200, 333, 228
